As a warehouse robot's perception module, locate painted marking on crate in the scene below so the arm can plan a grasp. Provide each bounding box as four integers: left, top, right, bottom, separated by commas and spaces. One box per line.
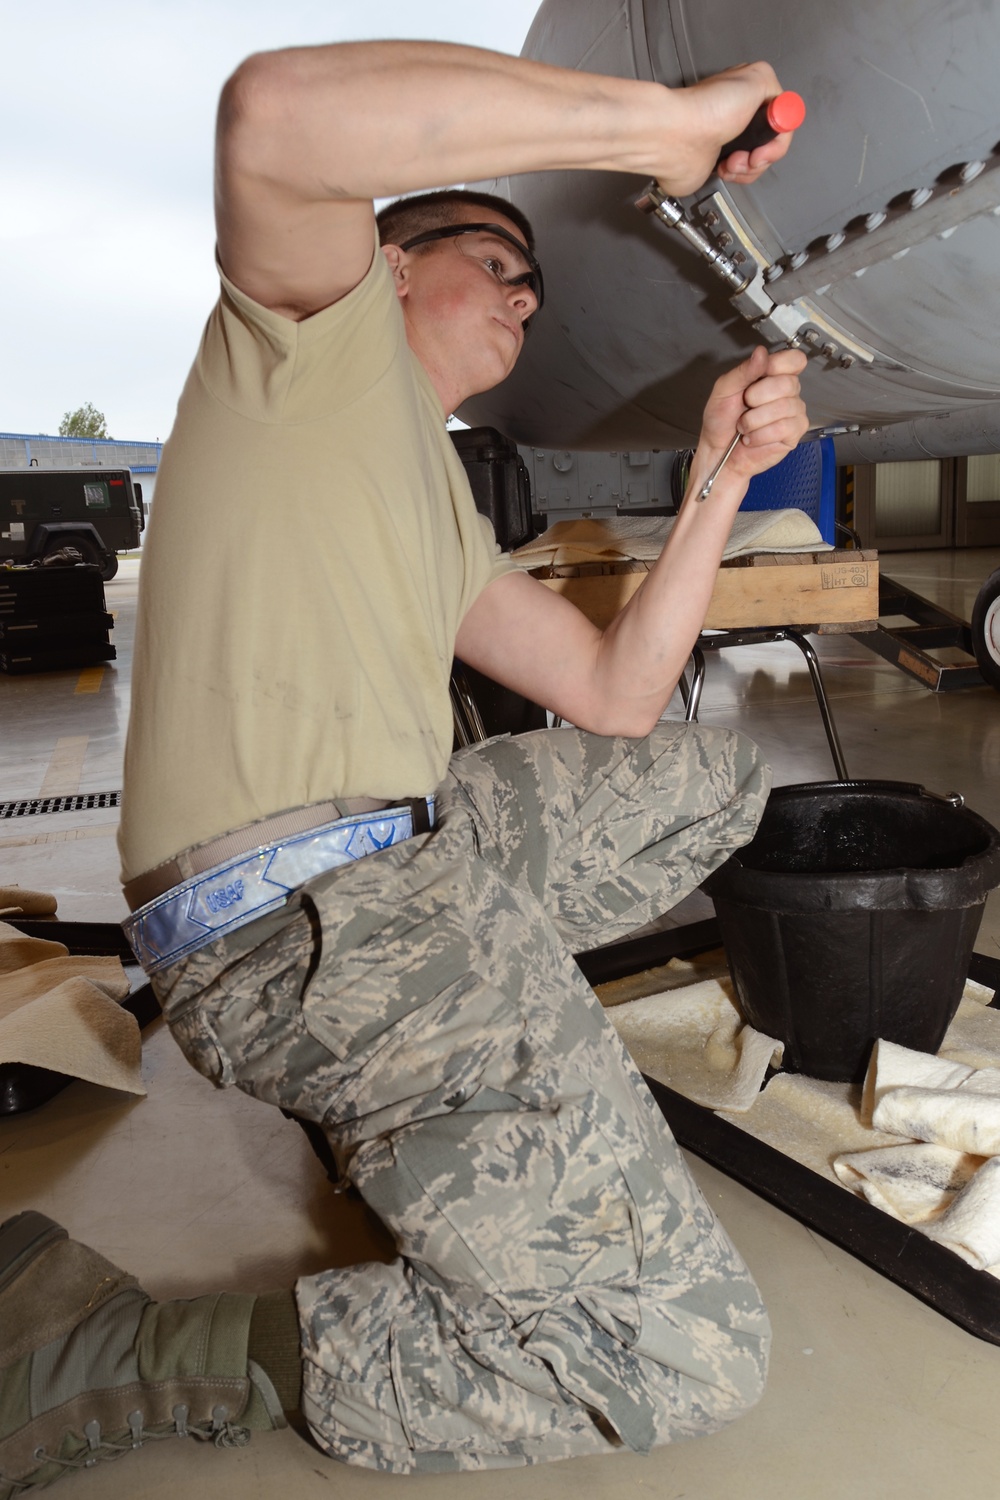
75, 668, 105, 695
820, 563, 871, 590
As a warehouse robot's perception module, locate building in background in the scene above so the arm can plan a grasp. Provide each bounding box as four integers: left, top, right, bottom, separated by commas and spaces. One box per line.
0, 433, 162, 511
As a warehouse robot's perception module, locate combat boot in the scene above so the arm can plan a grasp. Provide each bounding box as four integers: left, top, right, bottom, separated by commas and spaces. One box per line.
0, 1212, 286, 1496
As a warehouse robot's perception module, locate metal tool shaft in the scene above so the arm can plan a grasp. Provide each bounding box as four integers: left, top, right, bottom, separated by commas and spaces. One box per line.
698, 431, 743, 501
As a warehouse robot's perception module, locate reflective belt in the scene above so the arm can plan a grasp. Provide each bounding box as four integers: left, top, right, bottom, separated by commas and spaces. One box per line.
123, 798, 435, 975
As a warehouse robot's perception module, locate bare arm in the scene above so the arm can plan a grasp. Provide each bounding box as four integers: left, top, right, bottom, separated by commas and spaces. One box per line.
454, 347, 810, 737
216, 42, 795, 319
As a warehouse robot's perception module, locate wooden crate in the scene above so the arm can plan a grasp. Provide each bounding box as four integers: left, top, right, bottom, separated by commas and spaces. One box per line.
531, 549, 878, 633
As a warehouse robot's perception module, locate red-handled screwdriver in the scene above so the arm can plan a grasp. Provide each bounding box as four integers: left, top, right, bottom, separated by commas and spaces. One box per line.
718, 90, 806, 162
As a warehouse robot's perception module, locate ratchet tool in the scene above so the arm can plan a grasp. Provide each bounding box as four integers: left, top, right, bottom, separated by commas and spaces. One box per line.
698, 431, 744, 501
717, 91, 806, 162
636, 91, 807, 500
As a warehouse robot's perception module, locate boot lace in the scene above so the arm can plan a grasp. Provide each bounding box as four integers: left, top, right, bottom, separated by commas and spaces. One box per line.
1, 1404, 250, 1496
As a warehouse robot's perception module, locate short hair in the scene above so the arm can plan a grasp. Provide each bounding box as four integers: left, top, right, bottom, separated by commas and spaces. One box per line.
376, 189, 535, 255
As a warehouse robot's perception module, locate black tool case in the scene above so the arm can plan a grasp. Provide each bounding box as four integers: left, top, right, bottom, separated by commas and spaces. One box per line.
0, 566, 115, 673
0, 611, 115, 646
0, 643, 116, 675
450, 426, 536, 551
449, 426, 546, 736
0, 567, 106, 614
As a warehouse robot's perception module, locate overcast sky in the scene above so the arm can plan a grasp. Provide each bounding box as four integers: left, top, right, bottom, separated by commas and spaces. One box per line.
2, 1, 542, 444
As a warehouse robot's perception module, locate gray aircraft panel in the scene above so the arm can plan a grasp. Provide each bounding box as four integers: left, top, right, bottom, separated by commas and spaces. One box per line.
461, 0, 1000, 462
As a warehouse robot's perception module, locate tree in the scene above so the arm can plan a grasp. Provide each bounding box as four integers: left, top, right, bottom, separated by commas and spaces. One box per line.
59, 403, 110, 440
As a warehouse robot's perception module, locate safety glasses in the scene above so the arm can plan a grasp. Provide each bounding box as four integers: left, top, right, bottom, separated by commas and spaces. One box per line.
399, 222, 544, 313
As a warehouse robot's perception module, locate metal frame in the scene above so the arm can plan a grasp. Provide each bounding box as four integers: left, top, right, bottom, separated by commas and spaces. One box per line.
855, 574, 984, 691
450, 661, 489, 748
452, 628, 850, 779
681, 628, 849, 781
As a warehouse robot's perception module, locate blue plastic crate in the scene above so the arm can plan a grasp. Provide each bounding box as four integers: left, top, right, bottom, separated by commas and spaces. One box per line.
740, 436, 836, 544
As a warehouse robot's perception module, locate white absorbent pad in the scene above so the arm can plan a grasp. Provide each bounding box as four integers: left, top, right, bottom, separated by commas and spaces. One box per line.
717, 983, 1000, 1276
511, 509, 830, 568
607, 968, 1000, 1277
607, 975, 783, 1112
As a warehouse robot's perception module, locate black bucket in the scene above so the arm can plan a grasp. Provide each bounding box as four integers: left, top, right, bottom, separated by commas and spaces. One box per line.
704, 781, 1000, 1083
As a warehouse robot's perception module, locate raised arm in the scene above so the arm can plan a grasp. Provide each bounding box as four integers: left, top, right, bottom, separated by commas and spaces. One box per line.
215, 42, 794, 319
454, 347, 810, 736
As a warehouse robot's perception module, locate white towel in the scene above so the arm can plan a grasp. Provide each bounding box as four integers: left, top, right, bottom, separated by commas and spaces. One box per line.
833, 1027, 1000, 1272
922, 1156, 1000, 1269
861, 1037, 1000, 1155
861, 1037, 978, 1116
833, 1143, 983, 1223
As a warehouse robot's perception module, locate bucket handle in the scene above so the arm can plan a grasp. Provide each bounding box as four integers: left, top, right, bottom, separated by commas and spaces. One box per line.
921, 788, 966, 810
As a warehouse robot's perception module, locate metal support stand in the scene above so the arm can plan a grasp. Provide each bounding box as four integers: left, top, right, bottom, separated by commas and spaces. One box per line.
854, 574, 984, 691
449, 662, 489, 748
683, 628, 849, 781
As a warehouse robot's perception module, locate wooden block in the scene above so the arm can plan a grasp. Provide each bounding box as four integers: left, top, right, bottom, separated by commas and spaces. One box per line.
814, 618, 878, 636
533, 550, 879, 631
704, 553, 878, 628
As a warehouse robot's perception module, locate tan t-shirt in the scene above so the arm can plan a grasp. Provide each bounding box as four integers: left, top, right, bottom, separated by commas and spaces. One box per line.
118, 245, 512, 883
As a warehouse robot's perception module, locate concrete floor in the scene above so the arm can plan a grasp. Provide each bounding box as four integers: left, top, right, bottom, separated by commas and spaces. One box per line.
3, 546, 1000, 1499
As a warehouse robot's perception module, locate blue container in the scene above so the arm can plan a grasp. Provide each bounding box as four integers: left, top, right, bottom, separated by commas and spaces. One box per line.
740, 436, 836, 544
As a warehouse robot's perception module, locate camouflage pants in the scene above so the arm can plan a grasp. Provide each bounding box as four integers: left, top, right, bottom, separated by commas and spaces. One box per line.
154, 724, 771, 1472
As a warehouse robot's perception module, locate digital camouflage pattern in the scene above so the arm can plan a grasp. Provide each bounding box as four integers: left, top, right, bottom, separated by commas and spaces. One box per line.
152, 724, 771, 1471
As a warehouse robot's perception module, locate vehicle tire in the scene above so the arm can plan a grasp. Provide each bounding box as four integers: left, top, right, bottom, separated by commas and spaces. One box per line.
46, 534, 117, 579
971, 567, 1000, 691
46, 533, 100, 568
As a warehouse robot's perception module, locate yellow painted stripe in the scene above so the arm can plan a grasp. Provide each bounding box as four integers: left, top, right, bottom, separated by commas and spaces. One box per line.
75, 667, 105, 695
38, 735, 89, 797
